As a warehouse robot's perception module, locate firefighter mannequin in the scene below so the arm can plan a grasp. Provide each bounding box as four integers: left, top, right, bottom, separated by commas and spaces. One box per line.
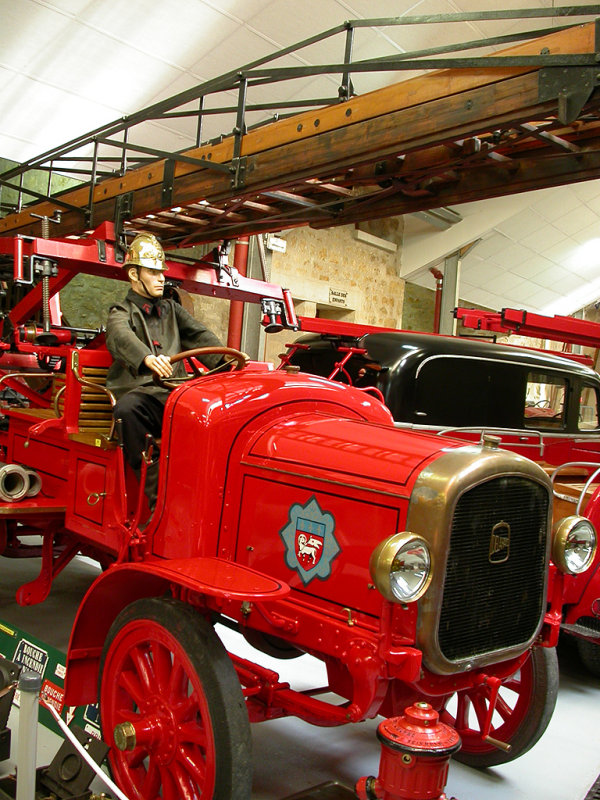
106, 233, 224, 512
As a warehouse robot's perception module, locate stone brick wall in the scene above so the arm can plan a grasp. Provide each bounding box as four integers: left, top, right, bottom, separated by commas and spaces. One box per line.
60, 274, 126, 330
402, 283, 435, 332
263, 222, 405, 364
403, 282, 494, 336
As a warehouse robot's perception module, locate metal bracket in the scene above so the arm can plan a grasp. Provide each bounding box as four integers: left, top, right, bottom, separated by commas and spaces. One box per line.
538, 66, 599, 124
114, 191, 134, 260
14, 255, 34, 286
31, 254, 58, 279
230, 156, 247, 190
15, 528, 79, 606
0, 657, 20, 732
39, 724, 110, 798
0, 656, 19, 764
162, 158, 176, 208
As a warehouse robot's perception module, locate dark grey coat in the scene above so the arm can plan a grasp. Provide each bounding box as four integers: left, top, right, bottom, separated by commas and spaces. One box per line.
105, 289, 223, 400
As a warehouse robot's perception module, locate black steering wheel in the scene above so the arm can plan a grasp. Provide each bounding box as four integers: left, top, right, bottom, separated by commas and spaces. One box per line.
154, 346, 249, 389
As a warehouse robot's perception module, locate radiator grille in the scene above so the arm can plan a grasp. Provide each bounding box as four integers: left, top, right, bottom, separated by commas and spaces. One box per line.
438, 476, 549, 662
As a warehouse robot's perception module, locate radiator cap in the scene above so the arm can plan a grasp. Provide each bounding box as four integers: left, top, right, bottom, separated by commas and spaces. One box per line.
482, 434, 502, 449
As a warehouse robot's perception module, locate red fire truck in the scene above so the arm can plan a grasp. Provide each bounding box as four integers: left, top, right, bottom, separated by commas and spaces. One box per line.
0, 229, 596, 799
284, 312, 600, 680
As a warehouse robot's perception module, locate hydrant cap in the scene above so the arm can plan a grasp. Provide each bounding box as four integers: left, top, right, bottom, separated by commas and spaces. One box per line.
377, 702, 461, 756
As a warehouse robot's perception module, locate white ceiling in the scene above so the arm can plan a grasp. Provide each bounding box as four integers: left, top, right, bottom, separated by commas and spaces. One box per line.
402, 183, 600, 317
2, 0, 600, 316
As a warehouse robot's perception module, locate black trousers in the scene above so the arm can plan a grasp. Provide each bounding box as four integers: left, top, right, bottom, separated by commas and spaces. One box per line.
113, 390, 166, 471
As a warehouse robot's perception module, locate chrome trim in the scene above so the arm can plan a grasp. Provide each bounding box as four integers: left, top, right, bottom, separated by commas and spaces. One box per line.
70, 351, 116, 439
577, 471, 600, 516
414, 353, 580, 380
552, 515, 597, 574
70, 351, 116, 407
0, 372, 45, 386
397, 422, 549, 454
407, 443, 552, 675
394, 421, 600, 442
370, 532, 433, 603
549, 462, 600, 516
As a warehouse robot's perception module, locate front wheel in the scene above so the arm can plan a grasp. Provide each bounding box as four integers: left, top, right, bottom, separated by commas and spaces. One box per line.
439, 647, 558, 768
99, 597, 252, 800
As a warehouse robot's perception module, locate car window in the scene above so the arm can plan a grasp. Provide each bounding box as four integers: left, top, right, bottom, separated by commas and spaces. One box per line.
578, 383, 600, 431
524, 372, 566, 429
413, 356, 523, 427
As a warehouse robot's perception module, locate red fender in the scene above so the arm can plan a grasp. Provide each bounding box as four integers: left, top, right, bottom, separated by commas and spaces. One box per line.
64, 557, 289, 706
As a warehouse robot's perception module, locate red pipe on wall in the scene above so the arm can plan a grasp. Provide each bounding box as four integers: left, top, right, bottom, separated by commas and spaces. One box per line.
429, 266, 443, 334
227, 236, 250, 349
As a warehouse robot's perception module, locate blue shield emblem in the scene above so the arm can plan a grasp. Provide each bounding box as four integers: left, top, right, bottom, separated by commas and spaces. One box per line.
279, 496, 340, 585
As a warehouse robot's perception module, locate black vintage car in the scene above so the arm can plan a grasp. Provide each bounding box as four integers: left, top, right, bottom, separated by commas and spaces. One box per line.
284, 328, 600, 438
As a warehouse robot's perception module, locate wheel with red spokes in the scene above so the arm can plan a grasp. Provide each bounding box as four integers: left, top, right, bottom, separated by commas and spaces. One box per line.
99, 597, 251, 800
439, 647, 558, 768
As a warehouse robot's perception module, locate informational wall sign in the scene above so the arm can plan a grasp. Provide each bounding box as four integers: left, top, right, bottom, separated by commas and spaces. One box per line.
266, 234, 287, 253
329, 287, 349, 307
0, 618, 100, 739
13, 638, 48, 678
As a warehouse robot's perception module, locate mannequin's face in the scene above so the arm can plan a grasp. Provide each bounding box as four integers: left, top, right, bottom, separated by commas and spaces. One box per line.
129, 266, 165, 298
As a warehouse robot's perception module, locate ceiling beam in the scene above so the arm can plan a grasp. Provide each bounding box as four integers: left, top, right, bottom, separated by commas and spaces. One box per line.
0, 21, 598, 244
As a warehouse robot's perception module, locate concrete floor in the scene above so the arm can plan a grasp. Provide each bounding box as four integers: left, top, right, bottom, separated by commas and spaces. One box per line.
1, 554, 600, 800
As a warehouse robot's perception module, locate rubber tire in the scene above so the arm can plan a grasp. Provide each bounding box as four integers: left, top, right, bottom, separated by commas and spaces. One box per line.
99, 597, 252, 800
441, 647, 558, 768
577, 638, 600, 677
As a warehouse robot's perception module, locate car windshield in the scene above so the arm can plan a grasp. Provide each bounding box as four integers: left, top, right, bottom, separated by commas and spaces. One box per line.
412, 356, 523, 428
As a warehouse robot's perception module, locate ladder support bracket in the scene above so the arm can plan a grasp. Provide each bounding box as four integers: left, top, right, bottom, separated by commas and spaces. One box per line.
538, 66, 599, 124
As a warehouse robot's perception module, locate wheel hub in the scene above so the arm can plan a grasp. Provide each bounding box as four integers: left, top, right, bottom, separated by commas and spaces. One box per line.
113, 698, 178, 764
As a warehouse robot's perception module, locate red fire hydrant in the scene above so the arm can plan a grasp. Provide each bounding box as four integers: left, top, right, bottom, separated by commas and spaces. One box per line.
355, 702, 461, 800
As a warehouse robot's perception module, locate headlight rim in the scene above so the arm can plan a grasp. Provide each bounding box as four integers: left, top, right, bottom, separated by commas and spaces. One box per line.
552, 514, 597, 575
370, 531, 433, 603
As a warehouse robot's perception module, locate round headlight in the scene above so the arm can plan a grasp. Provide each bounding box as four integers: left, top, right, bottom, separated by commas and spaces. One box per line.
552, 516, 597, 575
370, 532, 432, 603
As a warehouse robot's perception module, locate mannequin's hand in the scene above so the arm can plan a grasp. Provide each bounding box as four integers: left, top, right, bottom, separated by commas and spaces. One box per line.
144, 354, 173, 378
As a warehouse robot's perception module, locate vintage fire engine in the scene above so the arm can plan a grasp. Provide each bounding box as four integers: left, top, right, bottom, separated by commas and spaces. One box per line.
284, 313, 600, 681
0, 227, 596, 799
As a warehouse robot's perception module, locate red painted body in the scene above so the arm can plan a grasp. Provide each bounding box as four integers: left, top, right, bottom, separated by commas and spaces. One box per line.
287, 315, 600, 664
455, 306, 600, 350
0, 230, 583, 794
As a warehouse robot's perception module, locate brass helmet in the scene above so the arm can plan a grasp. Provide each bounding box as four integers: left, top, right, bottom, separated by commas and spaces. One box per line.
124, 233, 166, 271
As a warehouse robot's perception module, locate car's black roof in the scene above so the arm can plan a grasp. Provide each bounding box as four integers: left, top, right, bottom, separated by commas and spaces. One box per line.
295, 330, 598, 380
